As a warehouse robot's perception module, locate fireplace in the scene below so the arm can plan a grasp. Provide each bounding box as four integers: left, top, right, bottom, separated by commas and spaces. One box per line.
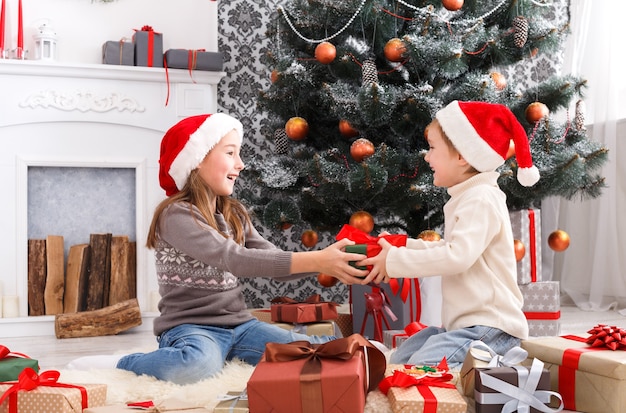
0, 59, 224, 337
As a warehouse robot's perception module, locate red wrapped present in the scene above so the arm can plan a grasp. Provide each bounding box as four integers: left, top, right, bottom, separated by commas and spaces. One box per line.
247, 334, 386, 413
0, 368, 106, 413
521, 331, 626, 413
270, 294, 338, 324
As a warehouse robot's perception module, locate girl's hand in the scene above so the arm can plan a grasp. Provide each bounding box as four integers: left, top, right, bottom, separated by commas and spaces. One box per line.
317, 238, 370, 285
358, 237, 392, 284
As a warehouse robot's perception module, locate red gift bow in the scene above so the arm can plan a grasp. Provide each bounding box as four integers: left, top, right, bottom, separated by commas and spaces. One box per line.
0, 345, 30, 360
585, 323, 626, 350
264, 334, 386, 413
0, 367, 88, 413
378, 359, 455, 413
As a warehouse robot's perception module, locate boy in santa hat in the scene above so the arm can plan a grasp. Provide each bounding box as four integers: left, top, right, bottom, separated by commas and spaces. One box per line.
359, 100, 539, 367
68, 113, 369, 384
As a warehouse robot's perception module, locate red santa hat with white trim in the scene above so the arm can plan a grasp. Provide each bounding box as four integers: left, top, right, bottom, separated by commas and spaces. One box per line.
436, 100, 540, 187
158, 113, 243, 196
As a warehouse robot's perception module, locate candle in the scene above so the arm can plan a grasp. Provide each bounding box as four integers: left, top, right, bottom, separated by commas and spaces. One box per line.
17, 0, 23, 58
2, 295, 19, 318
0, 0, 6, 54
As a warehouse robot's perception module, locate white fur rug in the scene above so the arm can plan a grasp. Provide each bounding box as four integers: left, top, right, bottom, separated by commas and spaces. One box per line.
57, 349, 395, 412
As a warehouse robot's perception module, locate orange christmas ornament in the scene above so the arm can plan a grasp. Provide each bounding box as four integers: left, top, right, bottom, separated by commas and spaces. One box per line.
384, 38, 407, 62
339, 119, 359, 138
418, 229, 442, 242
301, 229, 319, 248
315, 41, 336, 64
270, 69, 280, 83
349, 210, 375, 234
490, 71, 507, 90
514, 239, 526, 261
548, 229, 570, 252
442, 0, 464, 11
350, 138, 375, 162
317, 272, 338, 287
525, 102, 550, 123
506, 139, 515, 159
285, 116, 309, 141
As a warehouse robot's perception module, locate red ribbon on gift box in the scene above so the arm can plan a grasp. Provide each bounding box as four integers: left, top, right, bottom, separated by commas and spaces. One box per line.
379, 359, 454, 413
134, 25, 160, 67
0, 367, 88, 413
528, 209, 538, 282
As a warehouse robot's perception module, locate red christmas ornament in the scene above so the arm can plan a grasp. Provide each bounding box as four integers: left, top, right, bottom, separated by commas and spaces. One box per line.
514, 239, 526, 261
301, 229, 319, 248
384, 38, 407, 62
442, 0, 464, 11
350, 138, 375, 162
349, 210, 375, 234
548, 229, 570, 252
339, 119, 359, 138
315, 41, 336, 64
525, 102, 550, 123
317, 272, 338, 287
285, 116, 309, 141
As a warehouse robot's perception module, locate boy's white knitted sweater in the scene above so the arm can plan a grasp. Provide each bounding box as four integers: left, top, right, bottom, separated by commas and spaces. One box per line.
386, 171, 529, 340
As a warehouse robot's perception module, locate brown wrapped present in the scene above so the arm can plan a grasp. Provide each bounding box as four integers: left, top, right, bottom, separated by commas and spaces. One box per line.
0, 368, 106, 413
247, 334, 385, 413
459, 340, 529, 398
84, 398, 211, 413
522, 333, 626, 413
474, 358, 562, 413
213, 391, 248, 413
250, 309, 338, 336
270, 295, 338, 323
380, 363, 466, 413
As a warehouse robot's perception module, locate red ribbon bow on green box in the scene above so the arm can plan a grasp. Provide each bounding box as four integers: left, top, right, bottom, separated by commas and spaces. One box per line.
335, 224, 407, 271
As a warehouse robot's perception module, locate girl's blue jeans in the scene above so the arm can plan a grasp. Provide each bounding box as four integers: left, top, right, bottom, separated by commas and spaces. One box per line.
390, 325, 521, 368
116, 319, 334, 384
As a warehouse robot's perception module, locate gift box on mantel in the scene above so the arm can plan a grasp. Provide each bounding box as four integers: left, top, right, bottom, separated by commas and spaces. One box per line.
133, 25, 163, 67
250, 309, 339, 337
270, 294, 338, 324
84, 398, 212, 413
510, 208, 542, 285
519, 280, 561, 336
102, 39, 134, 66
379, 361, 467, 413
247, 334, 386, 413
521, 327, 626, 413
0, 368, 106, 413
164, 49, 223, 72
474, 358, 563, 413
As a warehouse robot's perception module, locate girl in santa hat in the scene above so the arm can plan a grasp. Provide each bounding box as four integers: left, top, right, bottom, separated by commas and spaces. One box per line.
68, 113, 369, 384
359, 100, 538, 368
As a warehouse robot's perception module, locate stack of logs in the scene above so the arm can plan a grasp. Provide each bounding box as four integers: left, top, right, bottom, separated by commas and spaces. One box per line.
27, 233, 142, 338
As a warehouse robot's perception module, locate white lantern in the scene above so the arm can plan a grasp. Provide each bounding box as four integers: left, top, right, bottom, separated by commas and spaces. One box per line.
33, 23, 57, 60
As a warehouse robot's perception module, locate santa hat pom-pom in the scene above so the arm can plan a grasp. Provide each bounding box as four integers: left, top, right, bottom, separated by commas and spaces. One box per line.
517, 165, 540, 187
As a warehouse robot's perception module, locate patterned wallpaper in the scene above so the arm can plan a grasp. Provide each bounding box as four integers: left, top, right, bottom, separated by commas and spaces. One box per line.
216, 0, 569, 309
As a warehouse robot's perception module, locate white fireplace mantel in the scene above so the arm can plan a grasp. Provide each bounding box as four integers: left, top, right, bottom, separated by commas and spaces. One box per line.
0, 60, 225, 337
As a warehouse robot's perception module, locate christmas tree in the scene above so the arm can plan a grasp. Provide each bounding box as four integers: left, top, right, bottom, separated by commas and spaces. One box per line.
241, 0, 607, 239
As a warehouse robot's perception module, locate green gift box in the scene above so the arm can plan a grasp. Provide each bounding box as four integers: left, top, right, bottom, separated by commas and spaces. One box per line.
345, 244, 369, 270
0, 346, 39, 382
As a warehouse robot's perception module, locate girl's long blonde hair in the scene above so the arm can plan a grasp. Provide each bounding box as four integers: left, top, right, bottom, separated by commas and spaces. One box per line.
146, 168, 251, 248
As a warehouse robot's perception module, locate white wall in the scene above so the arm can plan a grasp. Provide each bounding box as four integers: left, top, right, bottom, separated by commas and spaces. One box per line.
2, 0, 217, 64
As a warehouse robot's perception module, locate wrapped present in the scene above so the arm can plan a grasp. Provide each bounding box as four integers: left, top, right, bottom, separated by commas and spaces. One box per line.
380, 361, 467, 413
213, 391, 248, 413
0, 368, 106, 413
102, 39, 134, 66
250, 309, 339, 336
84, 398, 211, 413
247, 334, 386, 413
521, 330, 626, 413
270, 295, 338, 323
519, 281, 561, 336
334, 305, 353, 338
510, 208, 542, 284
475, 358, 563, 413
133, 25, 163, 67
0, 346, 39, 382
459, 340, 529, 398
382, 321, 427, 349
164, 49, 223, 72
336, 224, 407, 271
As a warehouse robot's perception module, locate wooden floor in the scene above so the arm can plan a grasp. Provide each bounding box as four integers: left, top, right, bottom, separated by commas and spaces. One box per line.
2, 305, 625, 370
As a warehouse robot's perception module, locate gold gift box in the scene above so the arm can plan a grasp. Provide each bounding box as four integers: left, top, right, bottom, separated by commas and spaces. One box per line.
0, 383, 106, 413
